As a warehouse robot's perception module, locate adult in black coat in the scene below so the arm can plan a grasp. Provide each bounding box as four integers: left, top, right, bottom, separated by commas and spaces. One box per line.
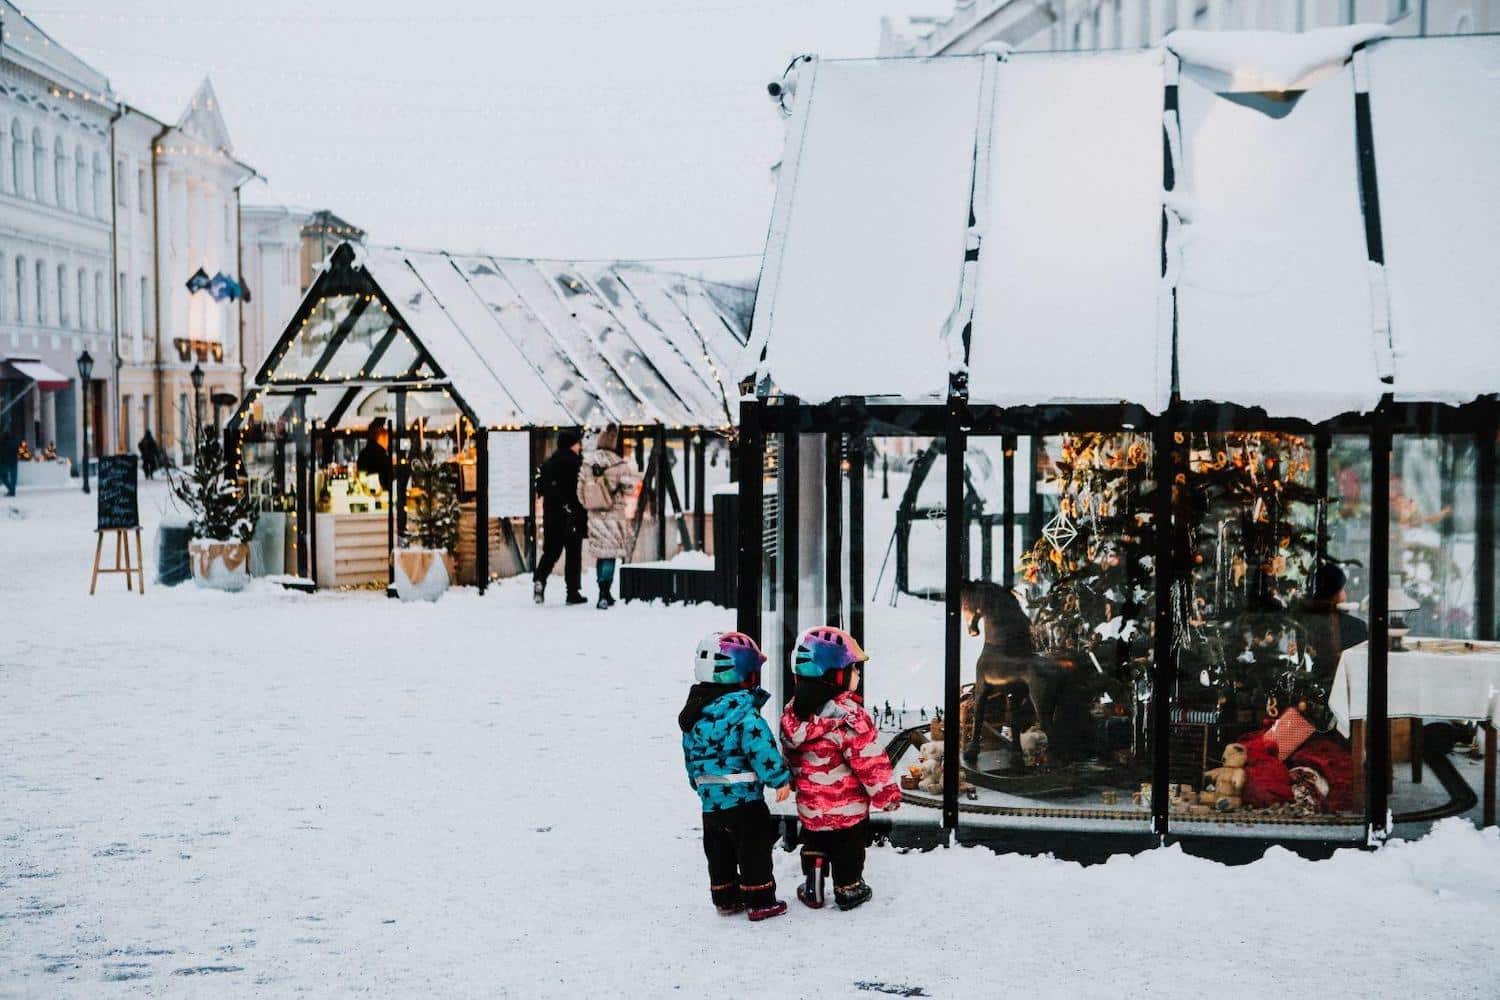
532, 429, 587, 604
355, 418, 393, 492
0, 426, 18, 496
138, 429, 162, 480
1296, 563, 1369, 685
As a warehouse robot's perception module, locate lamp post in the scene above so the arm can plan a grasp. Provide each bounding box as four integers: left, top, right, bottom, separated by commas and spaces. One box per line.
190, 362, 205, 438
77, 349, 93, 494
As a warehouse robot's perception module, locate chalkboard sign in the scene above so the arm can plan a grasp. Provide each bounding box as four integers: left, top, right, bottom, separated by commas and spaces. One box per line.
97, 454, 140, 531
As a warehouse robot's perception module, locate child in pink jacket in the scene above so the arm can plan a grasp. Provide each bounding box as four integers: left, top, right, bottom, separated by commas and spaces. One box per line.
780, 626, 900, 911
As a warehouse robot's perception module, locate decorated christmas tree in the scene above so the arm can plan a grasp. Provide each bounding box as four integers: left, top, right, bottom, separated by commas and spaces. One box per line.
1020, 431, 1325, 721
403, 447, 460, 552
172, 430, 258, 543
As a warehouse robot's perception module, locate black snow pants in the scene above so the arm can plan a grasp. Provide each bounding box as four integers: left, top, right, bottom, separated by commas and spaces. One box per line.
702, 800, 778, 909
799, 819, 869, 889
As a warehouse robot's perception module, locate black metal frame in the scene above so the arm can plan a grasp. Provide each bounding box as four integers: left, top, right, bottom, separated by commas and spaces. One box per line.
737, 393, 1499, 851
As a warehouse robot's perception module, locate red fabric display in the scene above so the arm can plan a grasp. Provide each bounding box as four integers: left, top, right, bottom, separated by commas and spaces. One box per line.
1266, 706, 1316, 760
1240, 733, 1294, 807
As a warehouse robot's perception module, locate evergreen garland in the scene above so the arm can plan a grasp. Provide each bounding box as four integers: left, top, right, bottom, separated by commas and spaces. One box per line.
403, 448, 460, 552
172, 430, 258, 543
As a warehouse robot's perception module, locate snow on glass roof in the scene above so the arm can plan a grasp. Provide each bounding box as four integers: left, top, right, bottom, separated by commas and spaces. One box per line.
747, 28, 1500, 419
251, 243, 746, 431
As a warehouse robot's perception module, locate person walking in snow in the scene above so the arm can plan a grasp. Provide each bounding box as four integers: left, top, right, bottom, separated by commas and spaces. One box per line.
577, 424, 639, 609
680, 631, 792, 921
0, 426, 18, 496
532, 430, 587, 605
780, 626, 900, 912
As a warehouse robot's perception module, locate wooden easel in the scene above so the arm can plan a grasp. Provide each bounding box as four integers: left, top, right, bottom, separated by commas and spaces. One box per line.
90, 528, 145, 595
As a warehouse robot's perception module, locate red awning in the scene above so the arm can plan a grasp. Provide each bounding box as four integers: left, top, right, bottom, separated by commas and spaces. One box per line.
3, 359, 71, 390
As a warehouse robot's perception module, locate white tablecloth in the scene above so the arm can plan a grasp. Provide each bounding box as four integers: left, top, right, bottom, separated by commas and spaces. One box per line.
1330, 639, 1500, 735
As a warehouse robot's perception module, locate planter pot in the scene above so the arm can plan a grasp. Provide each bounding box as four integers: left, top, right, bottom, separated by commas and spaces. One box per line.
393, 548, 453, 602
189, 539, 250, 592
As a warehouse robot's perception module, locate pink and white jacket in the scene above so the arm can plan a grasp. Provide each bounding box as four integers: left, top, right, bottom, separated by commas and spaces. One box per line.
780, 692, 901, 832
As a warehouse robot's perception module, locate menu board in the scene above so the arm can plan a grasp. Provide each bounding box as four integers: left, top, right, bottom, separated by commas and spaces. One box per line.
96, 455, 140, 531
486, 431, 531, 518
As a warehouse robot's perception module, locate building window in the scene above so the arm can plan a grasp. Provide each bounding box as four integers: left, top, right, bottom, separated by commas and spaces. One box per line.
32, 128, 45, 203
54, 138, 67, 210
92, 152, 105, 217
35, 259, 46, 324
10, 120, 23, 197
137, 167, 147, 213
14, 256, 24, 322
140, 276, 150, 337
58, 264, 69, 327
74, 147, 87, 216
77, 267, 87, 330
119, 272, 129, 335
94, 271, 105, 330
1454, 10, 1473, 31
117, 158, 128, 208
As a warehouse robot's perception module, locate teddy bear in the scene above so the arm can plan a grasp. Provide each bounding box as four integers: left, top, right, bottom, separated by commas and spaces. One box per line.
1200, 742, 1248, 811
1019, 724, 1049, 768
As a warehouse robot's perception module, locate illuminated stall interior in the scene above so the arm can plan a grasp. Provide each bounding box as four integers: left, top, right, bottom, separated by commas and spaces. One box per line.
737, 32, 1499, 855
228, 241, 748, 590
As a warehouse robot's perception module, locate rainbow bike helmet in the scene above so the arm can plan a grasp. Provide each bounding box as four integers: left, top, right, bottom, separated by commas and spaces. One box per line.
693, 631, 767, 686
792, 626, 868, 680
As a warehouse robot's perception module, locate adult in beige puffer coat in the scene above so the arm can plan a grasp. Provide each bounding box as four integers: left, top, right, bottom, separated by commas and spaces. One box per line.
578, 424, 640, 608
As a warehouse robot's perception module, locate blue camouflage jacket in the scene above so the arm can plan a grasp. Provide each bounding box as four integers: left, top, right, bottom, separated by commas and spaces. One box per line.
681, 687, 791, 812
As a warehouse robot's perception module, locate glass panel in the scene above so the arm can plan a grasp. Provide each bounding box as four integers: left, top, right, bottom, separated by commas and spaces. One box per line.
949, 433, 1156, 832
1169, 431, 1365, 840
1392, 436, 1477, 639
864, 434, 945, 828
268, 294, 360, 382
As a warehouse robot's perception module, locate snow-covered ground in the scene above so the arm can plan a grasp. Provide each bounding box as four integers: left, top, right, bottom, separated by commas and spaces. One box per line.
3, 483, 1500, 998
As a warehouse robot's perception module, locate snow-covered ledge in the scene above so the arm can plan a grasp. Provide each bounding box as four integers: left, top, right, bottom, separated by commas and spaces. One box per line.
1165, 24, 1392, 92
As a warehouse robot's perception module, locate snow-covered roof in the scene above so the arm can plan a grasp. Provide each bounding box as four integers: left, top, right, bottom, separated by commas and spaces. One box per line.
747, 29, 1500, 419
247, 242, 745, 431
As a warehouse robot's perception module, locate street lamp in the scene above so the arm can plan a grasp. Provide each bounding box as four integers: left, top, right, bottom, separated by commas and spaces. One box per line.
77, 349, 93, 494
190, 362, 205, 438
211, 391, 237, 434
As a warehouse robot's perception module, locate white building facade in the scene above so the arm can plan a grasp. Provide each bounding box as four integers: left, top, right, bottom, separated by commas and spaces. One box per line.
113, 79, 256, 463
880, 0, 1496, 55
238, 201, 308, 393
0, 1, 116, 478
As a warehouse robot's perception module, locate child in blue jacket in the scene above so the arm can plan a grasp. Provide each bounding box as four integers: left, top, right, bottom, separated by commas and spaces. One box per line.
679, 631, 792, 920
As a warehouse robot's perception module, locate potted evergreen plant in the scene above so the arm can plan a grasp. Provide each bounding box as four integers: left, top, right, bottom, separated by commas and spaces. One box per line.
393, 447, 459, 602
173, 430, 258, 592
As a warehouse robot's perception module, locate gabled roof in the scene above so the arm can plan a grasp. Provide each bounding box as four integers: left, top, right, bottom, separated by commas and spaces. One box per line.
176, 77, 234, 153
748, 30, 1500, 421
238, 242, 747, 432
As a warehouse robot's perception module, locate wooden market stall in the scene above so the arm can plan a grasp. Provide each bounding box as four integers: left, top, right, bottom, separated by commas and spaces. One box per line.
226, 241, 747, 592
736, 31, 1500, 858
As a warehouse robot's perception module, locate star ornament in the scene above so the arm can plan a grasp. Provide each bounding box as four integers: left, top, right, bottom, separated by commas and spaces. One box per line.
1042, 510, 1078, 553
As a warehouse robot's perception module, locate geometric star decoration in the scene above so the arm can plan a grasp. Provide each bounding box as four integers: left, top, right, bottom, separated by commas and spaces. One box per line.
1042, 509, 1078, 553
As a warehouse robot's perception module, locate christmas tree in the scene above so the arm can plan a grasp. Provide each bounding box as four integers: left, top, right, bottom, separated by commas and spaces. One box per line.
1020, 431, 1324, 721
403, 448, 460, 552
172, 430, 258, 542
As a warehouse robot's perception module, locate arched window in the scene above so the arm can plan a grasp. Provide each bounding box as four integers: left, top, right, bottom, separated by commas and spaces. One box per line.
35, 259, 46, 324
9, 120, 22, 196
139, 275, 149, 337
95, 271, 105, 330
58, 263, 69, 327
13, 256, 24, 323
77, 267, 87, 330
54, 137, 67, 210
92, 152, 105, 217
31, 127, 45, 202
75, 147, 87, 216
1454, 10, 1473, 32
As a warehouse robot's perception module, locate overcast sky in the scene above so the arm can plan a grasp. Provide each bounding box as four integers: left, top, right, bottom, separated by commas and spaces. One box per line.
22, 0, 935, 267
